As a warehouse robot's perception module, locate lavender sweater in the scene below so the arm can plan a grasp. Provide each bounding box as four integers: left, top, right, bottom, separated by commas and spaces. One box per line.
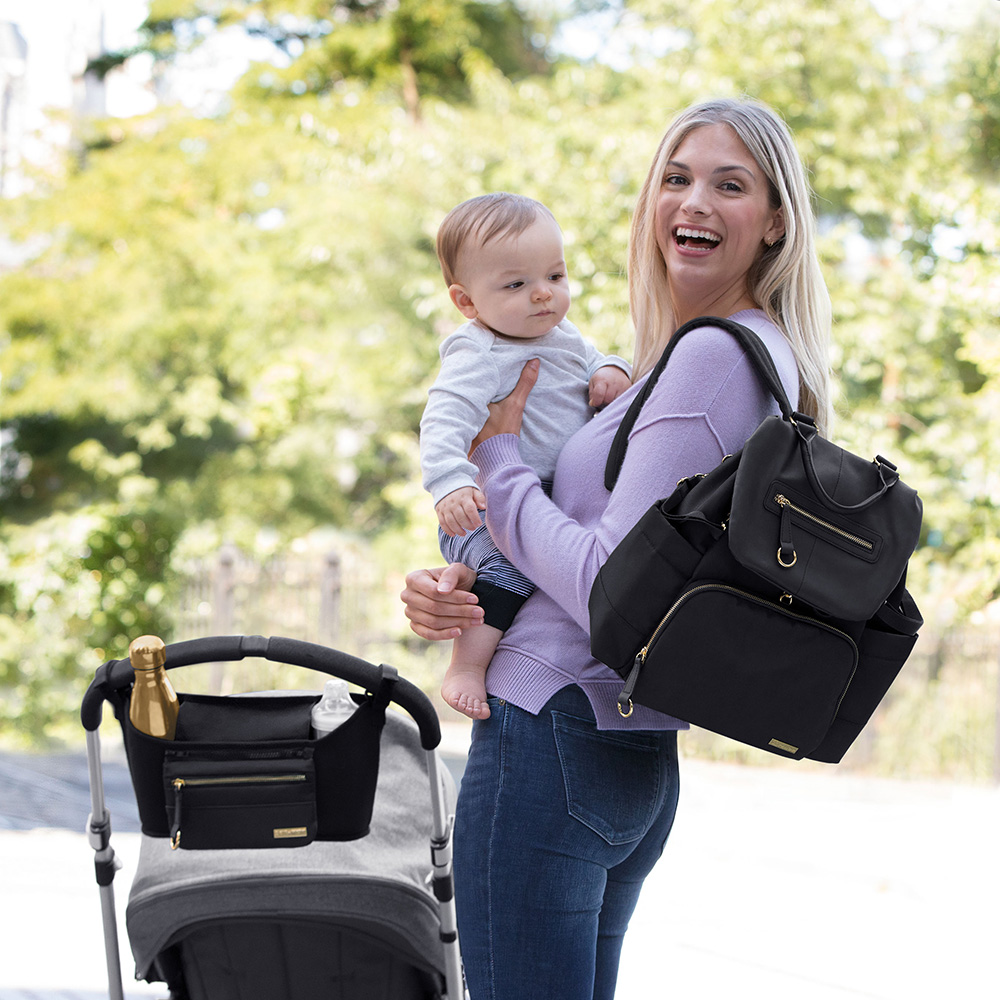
471, 309, 800, 730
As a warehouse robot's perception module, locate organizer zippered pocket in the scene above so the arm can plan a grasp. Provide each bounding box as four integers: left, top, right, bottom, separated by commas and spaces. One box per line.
163, 749, 316, 850
615, 583, 859, 758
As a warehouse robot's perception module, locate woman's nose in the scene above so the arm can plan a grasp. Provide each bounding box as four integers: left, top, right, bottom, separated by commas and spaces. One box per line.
681, 181, 710, 215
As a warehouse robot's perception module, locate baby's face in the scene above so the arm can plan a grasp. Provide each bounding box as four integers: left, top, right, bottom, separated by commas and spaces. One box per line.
454, 215, 571, 340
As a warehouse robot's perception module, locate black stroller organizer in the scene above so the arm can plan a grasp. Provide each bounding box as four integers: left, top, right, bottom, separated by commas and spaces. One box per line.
82, 634, 464, 999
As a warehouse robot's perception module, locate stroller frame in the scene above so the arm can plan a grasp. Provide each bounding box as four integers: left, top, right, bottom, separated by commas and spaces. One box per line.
81, 634, 463, 1000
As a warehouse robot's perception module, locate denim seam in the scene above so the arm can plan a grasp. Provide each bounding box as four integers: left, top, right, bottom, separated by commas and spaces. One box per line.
483, 699, 510, 1000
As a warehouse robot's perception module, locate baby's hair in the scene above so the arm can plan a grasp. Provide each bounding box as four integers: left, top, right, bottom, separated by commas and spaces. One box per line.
436, 192, 556, 287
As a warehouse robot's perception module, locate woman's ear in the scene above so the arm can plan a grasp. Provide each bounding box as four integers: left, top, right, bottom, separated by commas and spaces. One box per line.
449, 284, 478, 320
764, 207, 786, 247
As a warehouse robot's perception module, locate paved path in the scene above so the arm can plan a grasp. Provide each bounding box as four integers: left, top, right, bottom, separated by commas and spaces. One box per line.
1, 729, 998, 998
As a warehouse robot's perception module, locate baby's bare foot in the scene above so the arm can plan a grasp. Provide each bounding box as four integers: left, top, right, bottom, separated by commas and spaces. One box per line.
441, 667, 491, 720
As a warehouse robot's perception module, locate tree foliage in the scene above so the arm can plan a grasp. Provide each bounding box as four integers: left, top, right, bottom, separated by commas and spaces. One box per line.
2, 0, 998, 742
95, 0, 554, 120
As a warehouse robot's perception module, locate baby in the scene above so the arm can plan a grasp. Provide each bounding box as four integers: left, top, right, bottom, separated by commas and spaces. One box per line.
420, 193, 631, 720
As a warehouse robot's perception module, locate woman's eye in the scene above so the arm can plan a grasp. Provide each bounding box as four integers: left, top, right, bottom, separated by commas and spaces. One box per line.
663, 174, 687, 186
721, 180, 743, 192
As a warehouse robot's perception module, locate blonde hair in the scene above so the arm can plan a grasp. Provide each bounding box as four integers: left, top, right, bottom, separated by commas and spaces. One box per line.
436, 193, 557, 287
628, 98, 832, 433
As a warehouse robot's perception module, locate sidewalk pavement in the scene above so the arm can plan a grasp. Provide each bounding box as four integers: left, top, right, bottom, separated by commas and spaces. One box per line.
1, 723, 998, 999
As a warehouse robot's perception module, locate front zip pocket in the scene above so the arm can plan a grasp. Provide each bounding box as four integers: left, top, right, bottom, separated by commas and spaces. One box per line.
773, 493, 875, 568
616, 583, 859, 758
164, 750, 316, 850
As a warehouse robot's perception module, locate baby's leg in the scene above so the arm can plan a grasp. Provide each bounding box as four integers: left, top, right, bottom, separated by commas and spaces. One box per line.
441, 624, 503, 720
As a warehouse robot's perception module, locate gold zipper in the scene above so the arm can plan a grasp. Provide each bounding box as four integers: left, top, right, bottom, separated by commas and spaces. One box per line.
170, 773, 307, 848
774, 494, 873, 551
617, 583, 859, 718
172, 774, 307, 790
620, 584, 728, 716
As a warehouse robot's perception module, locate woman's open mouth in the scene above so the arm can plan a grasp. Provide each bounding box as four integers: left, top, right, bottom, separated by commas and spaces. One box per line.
673, 227, 722, 250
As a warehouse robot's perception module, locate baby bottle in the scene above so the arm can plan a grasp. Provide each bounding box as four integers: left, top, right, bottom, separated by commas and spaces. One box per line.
311, 679, 357, 738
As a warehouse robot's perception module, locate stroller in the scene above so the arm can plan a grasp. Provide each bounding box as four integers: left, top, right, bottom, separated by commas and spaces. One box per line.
81, 634, 464, 1000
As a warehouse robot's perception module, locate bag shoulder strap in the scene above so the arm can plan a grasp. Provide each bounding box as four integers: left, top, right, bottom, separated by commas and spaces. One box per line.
604, 316, 794, 490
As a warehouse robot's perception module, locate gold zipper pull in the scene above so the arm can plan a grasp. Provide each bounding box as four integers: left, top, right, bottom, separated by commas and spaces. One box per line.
774, 494, 797, 568
170, 778, 184, 850
617, 651, 645, 718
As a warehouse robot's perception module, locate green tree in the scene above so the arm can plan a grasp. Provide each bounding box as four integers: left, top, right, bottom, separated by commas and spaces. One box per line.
2, 0, 998, 743
95, 0, 553, 121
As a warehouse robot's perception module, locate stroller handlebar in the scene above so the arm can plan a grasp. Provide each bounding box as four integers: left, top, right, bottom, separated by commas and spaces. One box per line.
81, 634, 442, 750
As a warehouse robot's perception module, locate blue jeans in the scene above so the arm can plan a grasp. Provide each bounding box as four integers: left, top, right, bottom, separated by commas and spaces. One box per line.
453, 686, 680, 1000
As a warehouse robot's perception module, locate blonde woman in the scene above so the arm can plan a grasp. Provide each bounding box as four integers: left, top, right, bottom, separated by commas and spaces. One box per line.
401, 98, 831, 999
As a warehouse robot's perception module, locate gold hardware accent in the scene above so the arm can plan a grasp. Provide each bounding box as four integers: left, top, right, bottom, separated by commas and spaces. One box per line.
273, 827, 308, 839
777, 547, 797, 568
618, 699, 634, 718
779, 593, 793, 606
773, 494, 874, 551
768, 738, 799, 754
171, 830, 182, 850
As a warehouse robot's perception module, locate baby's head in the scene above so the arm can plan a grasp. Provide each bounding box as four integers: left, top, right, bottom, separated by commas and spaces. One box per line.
436, 193, 570, 340
437, 193, 556, 286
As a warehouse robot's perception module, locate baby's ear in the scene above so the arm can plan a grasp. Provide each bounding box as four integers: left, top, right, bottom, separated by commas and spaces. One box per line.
449, 284, 478, 320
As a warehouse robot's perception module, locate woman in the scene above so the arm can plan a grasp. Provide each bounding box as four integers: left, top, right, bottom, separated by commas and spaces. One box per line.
401, 98, 832, 999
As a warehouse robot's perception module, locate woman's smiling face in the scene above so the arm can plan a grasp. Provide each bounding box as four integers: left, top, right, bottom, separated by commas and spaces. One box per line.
655, 123, 785, 322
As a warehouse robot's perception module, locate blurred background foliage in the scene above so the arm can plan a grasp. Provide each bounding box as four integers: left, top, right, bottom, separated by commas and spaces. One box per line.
1, 0, 998, 766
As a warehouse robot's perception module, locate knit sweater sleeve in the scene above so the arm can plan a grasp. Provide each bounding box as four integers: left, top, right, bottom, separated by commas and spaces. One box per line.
472, 325, 793, 631
419, 329, 502, 504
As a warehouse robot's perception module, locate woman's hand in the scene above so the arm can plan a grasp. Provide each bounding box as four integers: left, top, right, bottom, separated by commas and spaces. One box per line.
400, 563, 484, 640
470, 358, 540, 455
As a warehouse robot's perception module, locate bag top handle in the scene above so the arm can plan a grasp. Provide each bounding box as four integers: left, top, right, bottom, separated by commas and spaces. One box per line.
794, 417, 901, 513
604, 316, 794, 491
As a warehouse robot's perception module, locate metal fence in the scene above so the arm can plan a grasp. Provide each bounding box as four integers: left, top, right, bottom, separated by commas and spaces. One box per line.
896, 621, 1000, 782
169, 542, 398, 694
168, 546, 1000, 782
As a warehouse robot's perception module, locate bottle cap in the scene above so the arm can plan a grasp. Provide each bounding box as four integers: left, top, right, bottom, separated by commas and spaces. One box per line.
129, 635, 166, 670
321, 678, 350, 701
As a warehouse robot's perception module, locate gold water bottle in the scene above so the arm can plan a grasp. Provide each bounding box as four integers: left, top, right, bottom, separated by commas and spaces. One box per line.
128, 635, 178, 739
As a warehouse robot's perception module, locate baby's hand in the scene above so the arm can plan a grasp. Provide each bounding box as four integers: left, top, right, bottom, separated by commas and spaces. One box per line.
589, 365, 631, 408
436, 487, 487, 537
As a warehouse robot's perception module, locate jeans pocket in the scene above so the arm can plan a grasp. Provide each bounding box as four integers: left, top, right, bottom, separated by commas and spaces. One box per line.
552, 712, 662, 845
